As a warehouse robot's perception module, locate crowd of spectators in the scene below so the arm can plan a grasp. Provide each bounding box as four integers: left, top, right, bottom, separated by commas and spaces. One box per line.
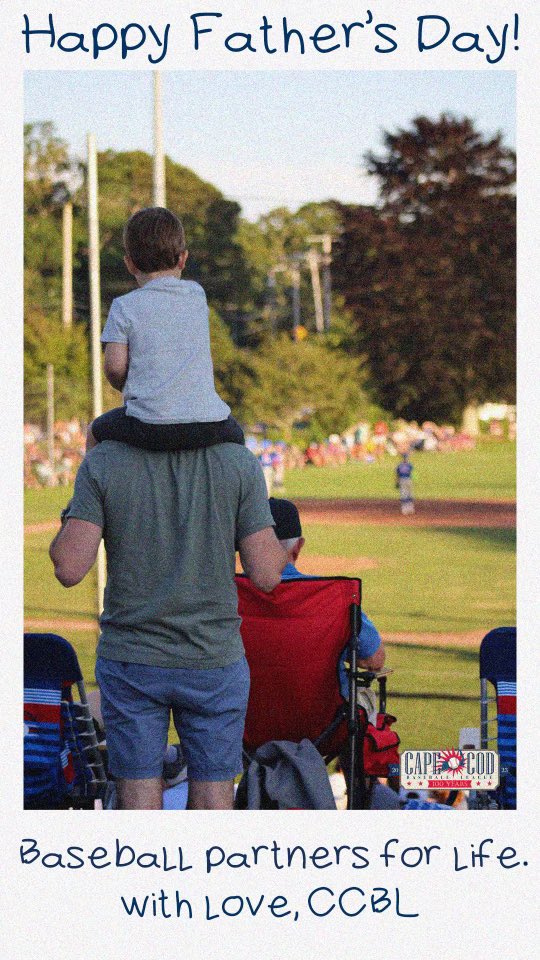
25, 415, 505, 489
24, 419, 87, 488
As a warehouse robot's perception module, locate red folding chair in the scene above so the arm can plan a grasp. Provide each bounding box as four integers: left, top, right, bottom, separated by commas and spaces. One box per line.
236, 574, 395, 809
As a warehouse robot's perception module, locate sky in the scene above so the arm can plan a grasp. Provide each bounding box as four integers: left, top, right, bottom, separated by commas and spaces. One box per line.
25, 70, 515, 221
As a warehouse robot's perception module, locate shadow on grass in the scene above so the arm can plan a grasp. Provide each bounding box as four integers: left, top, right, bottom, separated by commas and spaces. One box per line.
430, 526, 516, 552
24, 606, 97, 621
402, 610, 502, 626
386, 640, 479, 663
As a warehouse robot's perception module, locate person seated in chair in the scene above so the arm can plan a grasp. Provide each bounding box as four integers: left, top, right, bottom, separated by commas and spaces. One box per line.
268, 497, 385, 696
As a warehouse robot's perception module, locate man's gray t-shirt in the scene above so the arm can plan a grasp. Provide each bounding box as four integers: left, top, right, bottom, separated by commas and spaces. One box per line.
66, 442, 273, 669
101, 276, 231, 424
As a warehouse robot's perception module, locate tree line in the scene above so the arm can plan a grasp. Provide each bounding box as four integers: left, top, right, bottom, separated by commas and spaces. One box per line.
24, 114, 515, 437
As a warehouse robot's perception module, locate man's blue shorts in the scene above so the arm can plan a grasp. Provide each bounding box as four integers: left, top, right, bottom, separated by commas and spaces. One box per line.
95, 655, 250, 782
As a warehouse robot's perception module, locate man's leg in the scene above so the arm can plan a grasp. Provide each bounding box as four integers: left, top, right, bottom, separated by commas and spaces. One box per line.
95, 658, 170, 810
187, 779, 234, 810
173, 657, 250, 810
117, 777, 164, 810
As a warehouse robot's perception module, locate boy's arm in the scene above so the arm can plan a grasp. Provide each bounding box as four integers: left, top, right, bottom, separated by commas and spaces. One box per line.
103, 342, 129, 391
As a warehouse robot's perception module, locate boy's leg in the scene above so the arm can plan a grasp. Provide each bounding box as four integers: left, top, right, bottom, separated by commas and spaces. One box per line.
135, 414, 245, 451
91, 409, 245, 451
90, 406, 131, 444
86, 424, 98, 452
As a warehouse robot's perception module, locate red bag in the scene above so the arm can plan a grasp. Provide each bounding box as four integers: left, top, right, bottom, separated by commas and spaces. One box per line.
363, 713, 400, 776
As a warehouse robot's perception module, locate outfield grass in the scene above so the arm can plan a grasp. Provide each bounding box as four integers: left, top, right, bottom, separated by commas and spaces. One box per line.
385, 643, 479, 749
25, 485, 74, 525
303, 523, 515, 633
25, 531, 98, 622
284, 439, 516, 502
24, 439, 515, 750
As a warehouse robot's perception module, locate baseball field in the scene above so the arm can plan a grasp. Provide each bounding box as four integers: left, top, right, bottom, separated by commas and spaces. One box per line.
24, 439, 515, 750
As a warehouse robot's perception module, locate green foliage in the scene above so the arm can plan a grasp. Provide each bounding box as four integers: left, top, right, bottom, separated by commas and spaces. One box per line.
244, 333, 369, 438
208, 309, 256, 421
72, 150, 252, 323
24, 307, 90, 423
237, 202, 341, 344
334, 115, 516, 423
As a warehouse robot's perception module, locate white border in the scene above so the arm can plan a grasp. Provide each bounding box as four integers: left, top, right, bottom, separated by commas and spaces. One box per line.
2, 2, 538, 957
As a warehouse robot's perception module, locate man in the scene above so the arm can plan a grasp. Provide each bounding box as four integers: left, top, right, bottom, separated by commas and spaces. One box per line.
268, 498, 385, 688
49, 441, 286, 811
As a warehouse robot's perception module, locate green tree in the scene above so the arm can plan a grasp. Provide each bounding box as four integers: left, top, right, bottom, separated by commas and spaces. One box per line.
334, 115, 516, 423
244, 334, 369, 439
24, 305, 90, 423
73, 150, 252, 332
237, 202, 341, 344
24, 123, 90, 421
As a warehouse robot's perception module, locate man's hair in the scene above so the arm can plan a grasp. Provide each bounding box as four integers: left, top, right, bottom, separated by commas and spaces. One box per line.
281, 536, 301, 551
268, 498, 302, 540
123, 207, 186, 273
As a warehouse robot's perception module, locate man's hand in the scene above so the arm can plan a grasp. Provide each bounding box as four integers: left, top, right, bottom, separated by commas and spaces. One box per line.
238, 527, 287, 593
49, 518, 102, 587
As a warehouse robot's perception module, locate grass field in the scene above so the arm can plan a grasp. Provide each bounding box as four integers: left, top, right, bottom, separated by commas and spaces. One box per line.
24, 439, 515, 750
283, 439, 516, 502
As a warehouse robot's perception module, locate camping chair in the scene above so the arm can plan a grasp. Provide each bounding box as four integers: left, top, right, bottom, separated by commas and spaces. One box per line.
24, 633, 107, 809
479, 626, 517, 809
236, 575, 398, 809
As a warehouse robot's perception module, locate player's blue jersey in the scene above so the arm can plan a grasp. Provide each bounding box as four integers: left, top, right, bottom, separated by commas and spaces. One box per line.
397, 461, 413, 479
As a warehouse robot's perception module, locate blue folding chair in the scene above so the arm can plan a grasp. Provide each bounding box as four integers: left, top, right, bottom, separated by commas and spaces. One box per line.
479, 627, 516, 809
24, 633, 107, 809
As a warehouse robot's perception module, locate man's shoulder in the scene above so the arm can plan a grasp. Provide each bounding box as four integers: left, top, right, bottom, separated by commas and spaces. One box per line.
208, 443, 260, 472
84, 442, 258, 473
80, 441, 125, 476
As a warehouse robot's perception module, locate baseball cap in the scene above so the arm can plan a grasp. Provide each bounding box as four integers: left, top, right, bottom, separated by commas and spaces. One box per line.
268, 498, 302, 540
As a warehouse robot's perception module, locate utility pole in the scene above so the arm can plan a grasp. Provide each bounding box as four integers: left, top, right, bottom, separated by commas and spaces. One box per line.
306, 247, 324, 333
46, 363, 56, 486
307, 234, 333, 329
267, 264, 289, 336
290, 255, 302, 337
87, 132, 106, 613
62, 200, 73, 329
153, 71, 166, 206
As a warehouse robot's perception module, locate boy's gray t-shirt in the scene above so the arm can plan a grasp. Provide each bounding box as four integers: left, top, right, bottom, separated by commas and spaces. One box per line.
66, 442, 274, 669
101, 276, 230, 424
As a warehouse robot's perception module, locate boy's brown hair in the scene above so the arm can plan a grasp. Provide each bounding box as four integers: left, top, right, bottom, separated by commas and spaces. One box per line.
123, 207, 186, 273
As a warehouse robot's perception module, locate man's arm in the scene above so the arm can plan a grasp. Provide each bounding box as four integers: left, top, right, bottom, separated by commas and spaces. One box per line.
239, 527, 287, 593
49, 518, 102, 587
357, 612, 386, 671
103, 342, 129, 391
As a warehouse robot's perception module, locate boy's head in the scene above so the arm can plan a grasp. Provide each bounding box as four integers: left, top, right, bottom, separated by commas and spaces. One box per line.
123, 207, 187, 275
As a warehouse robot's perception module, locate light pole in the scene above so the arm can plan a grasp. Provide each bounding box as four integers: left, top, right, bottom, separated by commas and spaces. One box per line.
306, 247, 324, 333
307, 234, 333, 330
87, 132, 106, 613
62, 200, 73, 330
153, 71, 166, 206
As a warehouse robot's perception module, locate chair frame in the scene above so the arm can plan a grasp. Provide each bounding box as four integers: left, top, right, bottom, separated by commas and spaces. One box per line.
238, 576, 387, 809
24, 633, 107, 809
477, 627, 516, 810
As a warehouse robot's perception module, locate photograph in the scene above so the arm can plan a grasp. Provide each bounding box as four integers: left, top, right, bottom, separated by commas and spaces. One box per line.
23, 68, 516, 814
